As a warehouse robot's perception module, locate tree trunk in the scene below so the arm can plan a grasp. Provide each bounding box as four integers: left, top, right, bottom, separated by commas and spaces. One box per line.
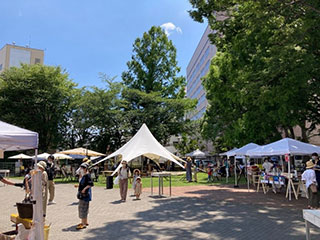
289, 127, 295, 139
300, 122, 309, 143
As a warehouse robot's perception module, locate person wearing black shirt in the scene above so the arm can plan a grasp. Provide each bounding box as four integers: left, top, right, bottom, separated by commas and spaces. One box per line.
46, 155, 56, 204
76, 163, 94, 230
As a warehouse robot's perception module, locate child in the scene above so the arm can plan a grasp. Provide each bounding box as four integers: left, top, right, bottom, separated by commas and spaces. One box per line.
213, 165, 220, 181
132, 169, 141, 191
134, 177, 142, 200
207, 164, 213, 182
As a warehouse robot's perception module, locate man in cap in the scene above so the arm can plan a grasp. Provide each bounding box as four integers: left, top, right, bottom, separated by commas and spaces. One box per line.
46, 155, 56, 204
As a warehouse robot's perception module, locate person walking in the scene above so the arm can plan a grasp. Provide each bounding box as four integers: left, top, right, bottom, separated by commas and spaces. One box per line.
118, 160, 131, 202
76, 163, 94, 230
46, 155, 56, 204
302, 160, 318, 209
185, 157, 192, 182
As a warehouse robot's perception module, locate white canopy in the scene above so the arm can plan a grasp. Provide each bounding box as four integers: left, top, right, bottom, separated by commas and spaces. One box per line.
246, 138, 320, 156
186, 149, 206, 158
94, 123, 185, 175
232, 143, 260, 156
8, 153, 32, 159
32, 152, 50, 160
219, 148, 238, 157
0, 120, 38, 151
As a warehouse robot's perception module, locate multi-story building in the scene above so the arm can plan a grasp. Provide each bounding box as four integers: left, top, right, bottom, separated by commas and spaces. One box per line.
186, 26, 216, 120
0, 43, 44, 73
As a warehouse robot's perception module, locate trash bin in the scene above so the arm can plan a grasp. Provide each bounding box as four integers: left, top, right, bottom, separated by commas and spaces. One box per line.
106, 176, 113, 189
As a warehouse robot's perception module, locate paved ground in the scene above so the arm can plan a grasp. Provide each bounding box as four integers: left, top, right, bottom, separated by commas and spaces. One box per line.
1, 182, 319, 240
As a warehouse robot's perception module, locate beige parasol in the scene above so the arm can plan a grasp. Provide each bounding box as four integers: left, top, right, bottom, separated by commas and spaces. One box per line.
58, 147, 105, 157
8, 153, 32, 159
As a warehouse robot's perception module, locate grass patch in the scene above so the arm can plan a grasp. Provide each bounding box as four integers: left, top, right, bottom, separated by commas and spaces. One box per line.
11, 173, 248, 188
95, 172, 247, 188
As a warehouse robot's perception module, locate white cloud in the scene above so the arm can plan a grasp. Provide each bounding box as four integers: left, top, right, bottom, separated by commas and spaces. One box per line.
160, 22, 182, 36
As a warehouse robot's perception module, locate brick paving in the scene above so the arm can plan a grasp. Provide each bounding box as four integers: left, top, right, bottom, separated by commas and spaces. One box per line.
0, 182, 319, 240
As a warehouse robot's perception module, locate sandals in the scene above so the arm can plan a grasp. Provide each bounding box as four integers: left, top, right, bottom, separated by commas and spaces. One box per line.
76, 224, 87, 230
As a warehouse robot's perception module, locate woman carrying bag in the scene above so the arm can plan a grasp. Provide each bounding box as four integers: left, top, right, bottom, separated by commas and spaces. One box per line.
76, 163, 94, 230
302, 160, 318, 209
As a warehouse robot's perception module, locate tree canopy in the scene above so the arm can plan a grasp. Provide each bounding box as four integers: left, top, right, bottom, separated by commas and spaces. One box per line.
189, 0, 320, 148
0, 64, 76, 151
122, 26, 196, 144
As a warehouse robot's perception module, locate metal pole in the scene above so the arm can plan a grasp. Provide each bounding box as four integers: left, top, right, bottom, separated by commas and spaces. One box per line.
246, 156, 250, 192
288, 156, 291, 201
158, 175, 161, 196
234, 157, 238, 187
151, 174, 153, 195
170, 174, 171, 197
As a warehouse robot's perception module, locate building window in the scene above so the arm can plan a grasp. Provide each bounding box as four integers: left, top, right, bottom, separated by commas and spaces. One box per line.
0, 64, 2, 71
35, 58, 41, 64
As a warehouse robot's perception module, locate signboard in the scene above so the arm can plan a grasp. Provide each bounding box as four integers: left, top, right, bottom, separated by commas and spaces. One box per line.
285, 154, 290, 162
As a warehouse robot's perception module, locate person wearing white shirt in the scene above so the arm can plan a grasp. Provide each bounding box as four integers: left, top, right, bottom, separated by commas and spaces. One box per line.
302, 160, 318, 209
118, 160, 131, 202
262, 158, 273, 174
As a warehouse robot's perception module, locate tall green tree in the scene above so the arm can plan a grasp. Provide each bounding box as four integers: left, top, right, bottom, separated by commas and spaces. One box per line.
62, 75, 128, 153
189, 0, 320, 147
122, 26, 185, 98
122, 26, 196, 144
0, 64, 76, 151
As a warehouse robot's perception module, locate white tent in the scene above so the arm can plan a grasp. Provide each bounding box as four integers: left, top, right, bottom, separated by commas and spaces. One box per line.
219, 148, 238, 157
186, 149, 206, 158
32, 152, 50, 160
233, 143, 260, 156
8, 153, 32, 159
0, 121, 44, 239
0, 120, 38, 151
231, 143, 260, 188
94, 124, 185, 175
246, 138, 320, 156
246, 138, 320, 200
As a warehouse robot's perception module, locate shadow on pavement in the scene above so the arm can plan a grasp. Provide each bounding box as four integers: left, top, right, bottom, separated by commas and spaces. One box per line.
62, 225, 81, 232
85, 188, 318, 240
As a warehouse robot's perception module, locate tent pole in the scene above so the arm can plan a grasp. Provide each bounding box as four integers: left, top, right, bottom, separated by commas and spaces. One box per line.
226, 157, 229, 183
234, 157, 239, 188
288, 155, 291, 201
246, 156, 250, 192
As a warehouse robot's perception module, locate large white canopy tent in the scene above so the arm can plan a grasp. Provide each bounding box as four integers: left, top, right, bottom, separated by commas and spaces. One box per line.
0, 120, 44, 239
94, 123, 185, 175
0, 120, 38, 153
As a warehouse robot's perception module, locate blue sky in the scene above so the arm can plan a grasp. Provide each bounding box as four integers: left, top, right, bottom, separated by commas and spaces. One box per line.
1, 0, 207, 88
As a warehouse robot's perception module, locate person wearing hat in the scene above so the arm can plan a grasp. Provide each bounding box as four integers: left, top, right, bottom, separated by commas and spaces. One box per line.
76, 163, 94, 230
302, 160, 318, 209
46, 155, 56, 205
37, 161, 49, 218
